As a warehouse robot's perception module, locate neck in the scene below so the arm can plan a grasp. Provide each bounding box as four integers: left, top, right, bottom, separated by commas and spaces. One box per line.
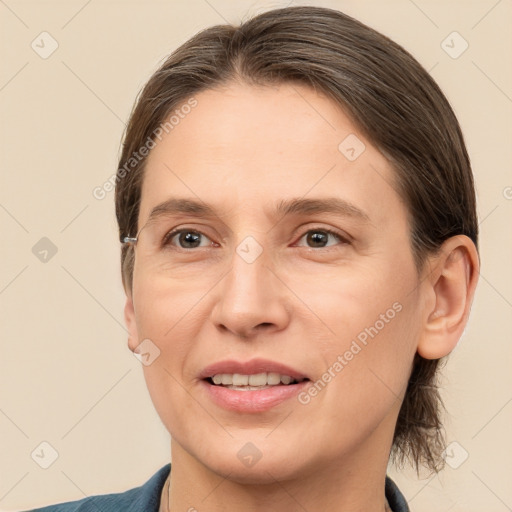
164, 424, 395, 512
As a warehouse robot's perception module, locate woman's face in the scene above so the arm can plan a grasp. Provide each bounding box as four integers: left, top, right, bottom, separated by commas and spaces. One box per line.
126, 82, 429, 482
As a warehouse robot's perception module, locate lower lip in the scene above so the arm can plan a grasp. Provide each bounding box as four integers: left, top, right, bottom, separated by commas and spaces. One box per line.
200, 379, 310, 413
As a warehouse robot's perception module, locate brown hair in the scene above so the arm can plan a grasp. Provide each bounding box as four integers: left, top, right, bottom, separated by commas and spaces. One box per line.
115, 5, 478, 473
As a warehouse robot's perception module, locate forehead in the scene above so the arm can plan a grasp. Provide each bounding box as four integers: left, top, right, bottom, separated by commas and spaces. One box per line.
139, 82, 405, 229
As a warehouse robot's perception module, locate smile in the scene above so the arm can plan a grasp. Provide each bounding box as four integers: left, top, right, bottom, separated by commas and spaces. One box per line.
208, 372, 307, 389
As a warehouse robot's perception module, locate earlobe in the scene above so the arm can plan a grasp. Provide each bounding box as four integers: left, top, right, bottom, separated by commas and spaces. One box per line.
417, 235, 479, 360
124, 293, 139, 352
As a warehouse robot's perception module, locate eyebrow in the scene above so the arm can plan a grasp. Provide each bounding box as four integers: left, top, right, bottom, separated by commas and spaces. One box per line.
275, 197, 370, 221
145, 196, 370, 226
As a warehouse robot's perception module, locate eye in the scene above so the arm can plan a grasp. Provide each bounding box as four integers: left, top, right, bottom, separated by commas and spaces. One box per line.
162, 229, 215, 249
295, 228, 349, 249
161, 227, 350, 251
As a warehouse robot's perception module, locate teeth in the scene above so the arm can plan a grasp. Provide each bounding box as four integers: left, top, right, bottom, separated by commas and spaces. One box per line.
248, 373, 267, 386
232, 374, 249, 386
210, 372, 302, 387
267, 372, 281, 385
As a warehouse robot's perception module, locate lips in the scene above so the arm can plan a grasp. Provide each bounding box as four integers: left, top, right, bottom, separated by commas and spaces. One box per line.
199, 358, 309, 381
198, 358, 311, 413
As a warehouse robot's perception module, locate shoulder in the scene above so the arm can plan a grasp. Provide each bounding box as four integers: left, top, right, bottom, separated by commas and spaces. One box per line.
385, 475, 410, 512
23, 463, 171, 512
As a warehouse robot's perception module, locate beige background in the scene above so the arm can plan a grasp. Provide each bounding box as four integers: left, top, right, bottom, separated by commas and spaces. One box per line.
1, 0, 511, 510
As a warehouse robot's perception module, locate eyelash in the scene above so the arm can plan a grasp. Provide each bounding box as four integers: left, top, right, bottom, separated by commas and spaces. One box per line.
161, 226, 350, 250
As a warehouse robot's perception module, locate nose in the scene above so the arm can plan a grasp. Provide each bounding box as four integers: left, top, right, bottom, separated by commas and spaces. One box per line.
210, 246, 291, 339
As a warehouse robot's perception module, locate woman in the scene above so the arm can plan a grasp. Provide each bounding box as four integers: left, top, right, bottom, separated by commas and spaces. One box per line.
26, 5, 479, 511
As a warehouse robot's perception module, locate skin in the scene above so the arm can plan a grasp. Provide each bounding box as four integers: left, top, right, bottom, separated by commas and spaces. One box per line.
124, 82, 479, 511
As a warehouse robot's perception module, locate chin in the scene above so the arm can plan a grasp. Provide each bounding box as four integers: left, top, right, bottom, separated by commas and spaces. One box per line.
210, 459, 301, 485
195, 442, 312, 485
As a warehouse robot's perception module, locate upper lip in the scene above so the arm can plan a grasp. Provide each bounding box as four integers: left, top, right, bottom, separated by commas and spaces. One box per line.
199, 358, 309, 381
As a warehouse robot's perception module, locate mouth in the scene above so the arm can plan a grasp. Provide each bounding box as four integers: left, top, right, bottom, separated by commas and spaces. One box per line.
199, 359, 311, 412
204, 372, 309, 390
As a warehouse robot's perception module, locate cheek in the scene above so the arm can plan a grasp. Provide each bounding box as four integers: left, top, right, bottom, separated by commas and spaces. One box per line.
132, 260, 205, 339
294, 255, 421, 420
134, 288, 202, 447
131, 267, 198, 414
287, 256, 413, 349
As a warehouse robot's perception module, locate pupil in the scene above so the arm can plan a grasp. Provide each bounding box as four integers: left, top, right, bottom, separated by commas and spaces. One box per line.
180, 232, 201, 248
308, 231, 327, 247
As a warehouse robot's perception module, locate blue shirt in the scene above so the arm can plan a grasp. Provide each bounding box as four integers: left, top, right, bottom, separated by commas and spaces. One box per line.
25, 463, 409, 511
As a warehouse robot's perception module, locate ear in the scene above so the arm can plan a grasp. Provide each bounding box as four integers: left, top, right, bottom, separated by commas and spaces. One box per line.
124, 291, 140, 353
417, 235, 479, 359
